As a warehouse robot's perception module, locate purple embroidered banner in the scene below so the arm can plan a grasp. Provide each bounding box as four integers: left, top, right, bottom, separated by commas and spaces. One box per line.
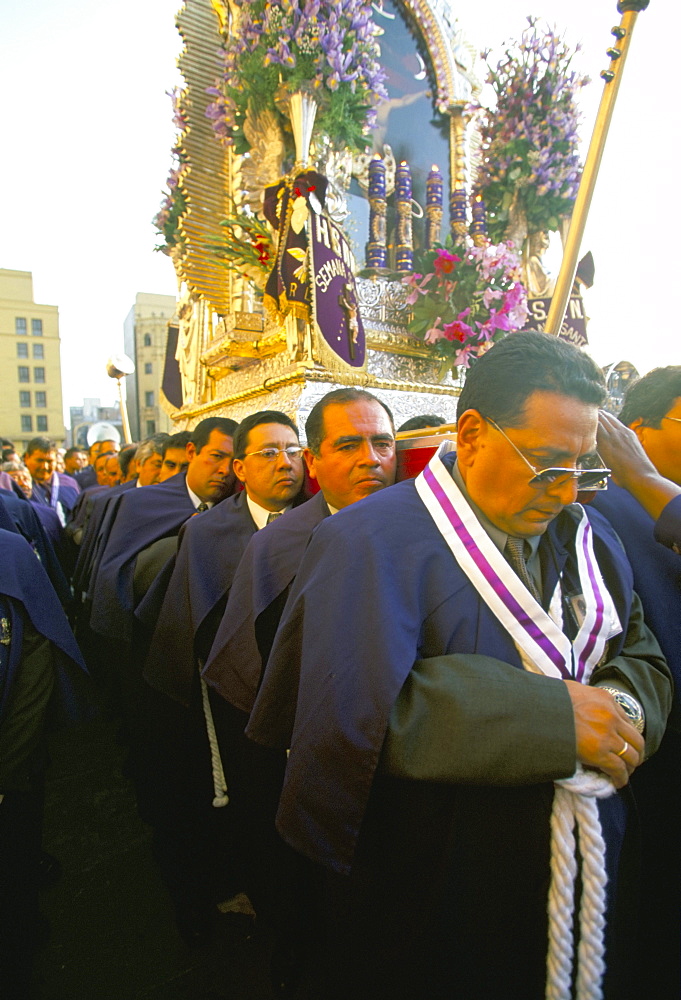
309, 211, 366, 369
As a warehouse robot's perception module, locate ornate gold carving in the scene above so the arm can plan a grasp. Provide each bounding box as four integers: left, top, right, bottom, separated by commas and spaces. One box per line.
175, 0, 233, 314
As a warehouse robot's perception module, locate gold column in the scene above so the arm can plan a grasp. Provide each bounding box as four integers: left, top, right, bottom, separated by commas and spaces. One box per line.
545, 1, 650, 336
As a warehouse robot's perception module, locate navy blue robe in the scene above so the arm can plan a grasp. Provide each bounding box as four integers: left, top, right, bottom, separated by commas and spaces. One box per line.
253, 464, 670, 997
141, 492, 259, 706
0, 489, 70, 606
592, 483, 681, 997
202, 490, 330, 712
89, 472, 195, 641
72, 479, 137, 602
0, 530, 88, 729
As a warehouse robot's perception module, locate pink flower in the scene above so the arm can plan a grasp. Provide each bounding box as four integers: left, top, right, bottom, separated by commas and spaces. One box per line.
442, 318, 474, 343
433, 249, 461, 277
424, 318, 444, 344
453, 344, 476, 368
403, 272, 426, 305
486, 307, 513, 332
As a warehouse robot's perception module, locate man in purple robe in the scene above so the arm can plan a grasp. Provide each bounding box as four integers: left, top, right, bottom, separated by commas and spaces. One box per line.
201, 388, 396, 988
254, 332, 671, 1000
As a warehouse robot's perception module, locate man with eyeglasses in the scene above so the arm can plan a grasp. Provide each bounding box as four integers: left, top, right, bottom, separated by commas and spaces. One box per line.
137, 410, 306, 945
257, 331, 671, 1000
201, 389, 396, 990
591, 367, 681, 998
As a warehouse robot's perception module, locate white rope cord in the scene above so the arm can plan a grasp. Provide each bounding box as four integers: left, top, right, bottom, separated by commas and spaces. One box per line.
546, 767, 615, 1000
200, 677, 229, 807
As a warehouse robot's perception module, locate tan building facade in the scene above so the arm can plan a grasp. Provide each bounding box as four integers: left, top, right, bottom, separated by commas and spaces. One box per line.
0, 269, 65, 450
123, 292, 177, 441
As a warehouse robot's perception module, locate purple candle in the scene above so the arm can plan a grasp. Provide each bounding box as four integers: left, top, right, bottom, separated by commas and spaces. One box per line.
366, 155, 387, 269
395, 161, 413, 272
426, 164, 443, 248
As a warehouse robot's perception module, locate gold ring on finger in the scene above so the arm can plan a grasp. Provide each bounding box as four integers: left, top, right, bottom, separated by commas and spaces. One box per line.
616, 740, 628, 758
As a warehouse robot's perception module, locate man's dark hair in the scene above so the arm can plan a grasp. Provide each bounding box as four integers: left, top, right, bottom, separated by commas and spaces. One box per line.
233, 411, 299, 460
397, 414, 447, 433
618, 366, 681, 428
163, 431, 192, 456
456, 331, 605, 426
25, 436, 56, 456
95, 450, 117, 468
118, 443, 138, 479
305, 389, 394, 454
190, 418, 238, 454
64, 446, 85, 461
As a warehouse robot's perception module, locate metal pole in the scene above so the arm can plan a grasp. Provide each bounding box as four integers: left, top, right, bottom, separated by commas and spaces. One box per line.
117, 377, 133, 444
545, 0, 650, 336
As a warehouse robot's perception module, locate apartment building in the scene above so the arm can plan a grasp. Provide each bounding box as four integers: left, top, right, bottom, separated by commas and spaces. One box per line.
0, 269, 65, 449
123, 292, 177, 441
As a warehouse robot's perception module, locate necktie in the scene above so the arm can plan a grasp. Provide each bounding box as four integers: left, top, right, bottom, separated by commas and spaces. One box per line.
266, 511, 282, 525
505, 536, 542, 604
196, 502, 209, 513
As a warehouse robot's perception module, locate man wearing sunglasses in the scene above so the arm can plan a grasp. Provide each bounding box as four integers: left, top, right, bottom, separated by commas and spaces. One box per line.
259, 331, 671, 1000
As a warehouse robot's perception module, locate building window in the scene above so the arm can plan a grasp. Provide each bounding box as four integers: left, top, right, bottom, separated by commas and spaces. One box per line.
31, 319, 43, 336
143, 334, 152, 347
18, 366, 30, 383
19, 391, 31, 407
33, 343, 44, 359
17, 343, 28, 358
34, 367, 45, 383
15, 317, 27, 335
37, 415, 48, 432
20, 415, 33, 433
145, 390, 155, 407
35, 391, 47, 408
144, 362, 152, 374
146, 420, 156, 435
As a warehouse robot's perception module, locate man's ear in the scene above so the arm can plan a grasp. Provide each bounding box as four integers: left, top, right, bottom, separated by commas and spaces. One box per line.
231, 457, 247, 484
455, 409, 485, 467
628, 417, 646, 444
304, 448, 318, 481
185, 441, 197, 462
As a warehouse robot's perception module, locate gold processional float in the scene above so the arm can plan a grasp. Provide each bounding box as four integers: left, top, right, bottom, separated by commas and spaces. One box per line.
153, 0, 650, 466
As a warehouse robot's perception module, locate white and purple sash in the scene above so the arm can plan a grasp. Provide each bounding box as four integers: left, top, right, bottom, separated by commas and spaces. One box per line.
415, 443, 620, 684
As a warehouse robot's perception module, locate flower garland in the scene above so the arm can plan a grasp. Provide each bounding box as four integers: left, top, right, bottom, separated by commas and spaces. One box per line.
153, 89, 189, 253
206, 0, 387, 156
404, 238, 528, 372
475, 18, 588, 244
204, 211, 276, 291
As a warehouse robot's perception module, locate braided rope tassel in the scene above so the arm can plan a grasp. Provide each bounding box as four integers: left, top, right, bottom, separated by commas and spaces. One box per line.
200, 677, 229, 808
546, 786, 578, 1000
546, 769, 614, 1000
574, 796, 608, 1000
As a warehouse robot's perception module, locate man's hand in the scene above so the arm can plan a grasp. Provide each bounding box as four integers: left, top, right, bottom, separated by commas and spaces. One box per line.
564, 680, 645, 788
597, 410, 680, 521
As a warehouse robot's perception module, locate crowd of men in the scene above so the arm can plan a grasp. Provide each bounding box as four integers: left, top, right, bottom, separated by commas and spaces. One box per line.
0, 331, 679, 1000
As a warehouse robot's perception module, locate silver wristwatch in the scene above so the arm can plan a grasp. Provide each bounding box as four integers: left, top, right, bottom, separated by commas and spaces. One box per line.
599, 686, 645, 734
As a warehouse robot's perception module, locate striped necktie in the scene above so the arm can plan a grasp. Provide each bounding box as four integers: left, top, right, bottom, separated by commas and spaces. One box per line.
505, 536, 542, 604
266, 511, 282, 525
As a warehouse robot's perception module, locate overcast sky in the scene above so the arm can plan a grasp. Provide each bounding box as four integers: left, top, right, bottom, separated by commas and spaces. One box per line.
1, 0, 677, 416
